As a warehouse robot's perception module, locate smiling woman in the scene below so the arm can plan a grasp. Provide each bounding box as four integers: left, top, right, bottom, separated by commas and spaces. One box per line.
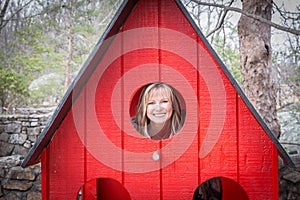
131, 82, 185, 140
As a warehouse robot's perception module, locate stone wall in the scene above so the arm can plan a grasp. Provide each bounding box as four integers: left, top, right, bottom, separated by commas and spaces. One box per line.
0, 107, 55, 200
279, 159, 300, 200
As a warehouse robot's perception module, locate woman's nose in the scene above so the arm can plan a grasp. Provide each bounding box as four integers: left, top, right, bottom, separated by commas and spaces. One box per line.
153, 104, 162, 110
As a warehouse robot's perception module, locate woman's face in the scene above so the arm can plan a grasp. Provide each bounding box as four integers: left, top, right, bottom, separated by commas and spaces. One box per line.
146, 91, 173, 125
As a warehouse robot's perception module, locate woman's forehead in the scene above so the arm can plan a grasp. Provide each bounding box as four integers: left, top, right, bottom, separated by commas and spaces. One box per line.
147, 87, 171, 99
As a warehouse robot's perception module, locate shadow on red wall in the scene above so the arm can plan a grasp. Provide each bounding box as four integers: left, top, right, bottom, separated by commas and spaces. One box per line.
193, 177, 248, 200
77, 178, 131, 200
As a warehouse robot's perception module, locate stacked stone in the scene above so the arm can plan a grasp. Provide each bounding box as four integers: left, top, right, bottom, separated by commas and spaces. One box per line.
279, 161, 300, 200
0, 113, 50, 157
278, 104, 300, 200
0, 156, 41, 200
0, 107, 54, 200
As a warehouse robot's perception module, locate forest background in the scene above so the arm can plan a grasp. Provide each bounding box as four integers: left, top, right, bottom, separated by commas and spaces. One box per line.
0, 0, 299, 145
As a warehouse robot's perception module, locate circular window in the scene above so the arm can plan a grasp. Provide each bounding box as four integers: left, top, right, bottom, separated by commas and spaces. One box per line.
130, 82, 186, 140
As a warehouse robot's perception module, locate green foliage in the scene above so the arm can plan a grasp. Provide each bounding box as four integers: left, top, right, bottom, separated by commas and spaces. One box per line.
0, 69, 29, 110
29, 77, 64, 105
212, 29, 242, 84
13, 26, 50, 74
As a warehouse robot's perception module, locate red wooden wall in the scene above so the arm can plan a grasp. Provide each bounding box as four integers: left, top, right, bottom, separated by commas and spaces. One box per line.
41, 0, 278, 199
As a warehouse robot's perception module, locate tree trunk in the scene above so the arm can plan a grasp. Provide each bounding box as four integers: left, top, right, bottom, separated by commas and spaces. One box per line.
64, 0, 73, 91
238, 0, 280, 138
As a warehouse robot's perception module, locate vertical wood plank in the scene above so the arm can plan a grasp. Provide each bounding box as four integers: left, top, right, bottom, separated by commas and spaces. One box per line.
122, 0, 161, 199
238, 97, 276, 199
195, 19, 242, 200
197, 32, 239, 183
41, 150, 48, 200
272, 145, 279, 200
86, 54, 123, 183
87, 40, 123, 176
159, 0, 199, 198
47, 109, 85, 199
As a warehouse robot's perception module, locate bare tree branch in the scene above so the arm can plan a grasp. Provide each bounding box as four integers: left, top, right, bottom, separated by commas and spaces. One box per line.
280, 141, 300, 147
206, 7, 228, 37
0, 0, 11, 32
0, 0, 34, 32
206, 0, 234, 37
273, 1, 300, 20
191, 0, 300, 36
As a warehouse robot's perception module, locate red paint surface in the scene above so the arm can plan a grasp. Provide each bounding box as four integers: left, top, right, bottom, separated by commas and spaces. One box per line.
41, 0, 279, 199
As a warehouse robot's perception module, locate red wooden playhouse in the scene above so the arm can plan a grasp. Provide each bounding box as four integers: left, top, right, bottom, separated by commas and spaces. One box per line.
22, 0, 294, 199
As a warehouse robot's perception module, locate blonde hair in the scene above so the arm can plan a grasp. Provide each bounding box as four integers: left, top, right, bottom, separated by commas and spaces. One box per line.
135, 82, 182, 138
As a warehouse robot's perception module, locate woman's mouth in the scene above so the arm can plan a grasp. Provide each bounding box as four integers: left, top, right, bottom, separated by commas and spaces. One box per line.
153, 113, 166, 117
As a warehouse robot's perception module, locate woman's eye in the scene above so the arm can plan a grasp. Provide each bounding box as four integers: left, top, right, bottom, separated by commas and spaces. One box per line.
148, 101, 154, 105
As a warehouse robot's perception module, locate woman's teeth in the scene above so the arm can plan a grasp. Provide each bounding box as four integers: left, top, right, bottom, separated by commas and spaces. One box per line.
153, 113, 165, 117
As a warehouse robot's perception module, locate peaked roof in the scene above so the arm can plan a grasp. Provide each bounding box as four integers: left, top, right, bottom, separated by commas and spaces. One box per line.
22, 0, 294, 168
